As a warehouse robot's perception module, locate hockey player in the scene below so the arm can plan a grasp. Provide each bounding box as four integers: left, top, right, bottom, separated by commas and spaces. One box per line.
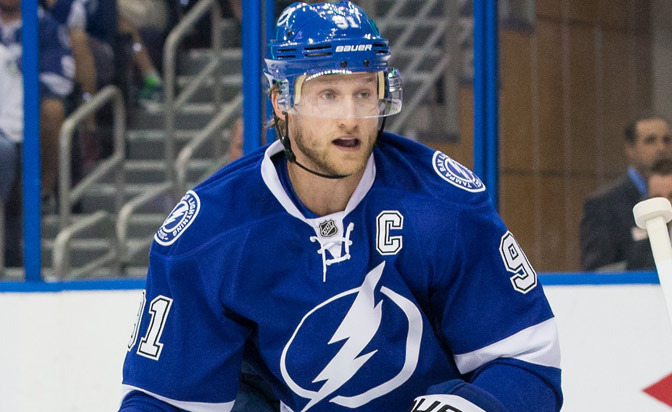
120, 2, 562, 411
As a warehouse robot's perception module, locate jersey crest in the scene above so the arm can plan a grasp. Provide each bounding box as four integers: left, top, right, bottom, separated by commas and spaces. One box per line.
432, 151, 485, 193
280, 262, 423, 411
154, 190, 201, 246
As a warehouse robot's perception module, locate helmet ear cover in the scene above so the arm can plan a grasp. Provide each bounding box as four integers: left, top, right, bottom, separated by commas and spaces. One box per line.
264, 1, 402, 118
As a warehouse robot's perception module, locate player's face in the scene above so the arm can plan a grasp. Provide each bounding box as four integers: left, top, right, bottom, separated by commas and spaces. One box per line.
649, 173, 672, 204
288, 73, 380, 176
626, 118, 672, 175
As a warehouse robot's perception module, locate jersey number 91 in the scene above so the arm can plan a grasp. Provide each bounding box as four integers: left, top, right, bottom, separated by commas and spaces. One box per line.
499, 231, 538, 294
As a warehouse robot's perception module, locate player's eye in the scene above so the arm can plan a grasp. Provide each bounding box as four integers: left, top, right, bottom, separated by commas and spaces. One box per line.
320, 90, 336, 100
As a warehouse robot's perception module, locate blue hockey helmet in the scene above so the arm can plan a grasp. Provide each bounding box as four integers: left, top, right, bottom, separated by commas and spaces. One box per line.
264, 1, 402, 118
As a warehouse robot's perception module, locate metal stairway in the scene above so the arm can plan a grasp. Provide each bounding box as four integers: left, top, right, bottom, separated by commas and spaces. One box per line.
118, 47, 243, 278
374, 0, 473, 141
36, 2, 243, 280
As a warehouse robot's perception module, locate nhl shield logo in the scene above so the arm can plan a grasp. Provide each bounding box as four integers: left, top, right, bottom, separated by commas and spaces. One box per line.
432, 151, 485, 193
319, 219, 338, 237
154, 190, 201, 246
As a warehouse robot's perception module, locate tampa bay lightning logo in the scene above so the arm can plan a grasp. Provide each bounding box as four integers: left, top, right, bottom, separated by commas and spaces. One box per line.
432, 151, 485, 193
280, 262, 423, 411
154, 190, 201, 246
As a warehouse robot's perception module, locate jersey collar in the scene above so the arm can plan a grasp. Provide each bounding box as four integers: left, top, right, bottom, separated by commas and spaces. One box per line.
260, 140, 376, 225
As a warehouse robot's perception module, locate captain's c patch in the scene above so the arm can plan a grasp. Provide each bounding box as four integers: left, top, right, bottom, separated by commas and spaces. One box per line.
432, 151, 485, 193
154, 190, 201, 246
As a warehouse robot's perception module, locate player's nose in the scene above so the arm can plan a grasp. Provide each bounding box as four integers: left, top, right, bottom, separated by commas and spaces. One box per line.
337, 116, 360, 132
655, 138, 669, 154
336, 99, 359, 125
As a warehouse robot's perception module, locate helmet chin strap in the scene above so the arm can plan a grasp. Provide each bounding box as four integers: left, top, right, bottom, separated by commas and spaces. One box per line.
274, 112, 387, 180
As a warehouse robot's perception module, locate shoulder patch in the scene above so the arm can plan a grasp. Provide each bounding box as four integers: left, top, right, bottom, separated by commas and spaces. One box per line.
432, 151, 485, 193
154, 190, 201, 246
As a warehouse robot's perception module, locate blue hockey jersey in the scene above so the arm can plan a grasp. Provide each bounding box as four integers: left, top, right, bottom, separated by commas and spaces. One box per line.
121, 132, 562, 411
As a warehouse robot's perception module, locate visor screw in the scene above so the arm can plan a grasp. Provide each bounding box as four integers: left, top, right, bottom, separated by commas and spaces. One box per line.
363, 59, 370, 67
340, 60, 348, 68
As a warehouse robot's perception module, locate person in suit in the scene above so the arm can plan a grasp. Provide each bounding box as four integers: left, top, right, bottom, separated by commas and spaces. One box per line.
580, 114, 672, 271
648, 158, 672, 204
624, 158, 672, 270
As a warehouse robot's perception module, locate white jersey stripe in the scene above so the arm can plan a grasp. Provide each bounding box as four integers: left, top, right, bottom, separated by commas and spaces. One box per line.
453, 318, 561, 374
120, 384, 235, 412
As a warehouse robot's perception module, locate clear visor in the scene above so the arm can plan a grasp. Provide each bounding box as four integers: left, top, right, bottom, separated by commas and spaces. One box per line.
287, 70, 402, 119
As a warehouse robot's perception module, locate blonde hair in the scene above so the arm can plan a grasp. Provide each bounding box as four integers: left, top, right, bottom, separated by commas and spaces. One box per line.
268, 83, 286, 136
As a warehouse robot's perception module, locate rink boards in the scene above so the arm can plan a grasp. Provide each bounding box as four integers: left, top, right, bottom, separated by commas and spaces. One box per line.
0, 275, 671, 411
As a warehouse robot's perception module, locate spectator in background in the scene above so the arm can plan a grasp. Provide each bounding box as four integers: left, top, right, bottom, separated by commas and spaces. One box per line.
580, 114, 672, 271
41, 0, 97, 112
0, 0, 75, 201
0, 43, 20, 270
43, 0, 120, 172
117, 11, 164, 106
0, 0, 75, 265
621, 158, 672, 271
0, 44, 20, 204
648, 158, 672, 205
41, 0, 101, 171
0, 128, 17, 203
109, 0, 171, 107
81, 0, 117, 85
227, 117, 243, 162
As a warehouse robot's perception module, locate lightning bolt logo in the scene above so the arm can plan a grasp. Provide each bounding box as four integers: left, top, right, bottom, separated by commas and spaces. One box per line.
280, 262, 423, 411
163, 203, 188, 227
303, 264, 384, 411
154, 190, 201, 246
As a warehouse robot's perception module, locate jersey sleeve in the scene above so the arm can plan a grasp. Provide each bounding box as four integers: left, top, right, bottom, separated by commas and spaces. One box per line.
120, 250, 251, 411
427, 198, 562, 411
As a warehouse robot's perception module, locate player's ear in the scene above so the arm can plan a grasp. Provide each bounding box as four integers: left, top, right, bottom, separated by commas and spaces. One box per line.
271, 90, 287, 121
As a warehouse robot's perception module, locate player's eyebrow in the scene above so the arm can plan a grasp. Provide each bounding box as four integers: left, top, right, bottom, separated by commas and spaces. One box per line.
312, 73, 377, 86
354, 73, 377, 84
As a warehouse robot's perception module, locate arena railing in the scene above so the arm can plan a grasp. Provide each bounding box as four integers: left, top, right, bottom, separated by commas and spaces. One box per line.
116, 94, 242, 270
163, 0, 224, 200
175, 93, 242, 196
115, 0, 227, 271
375, 0, 457, 135
53, 85, 126, 278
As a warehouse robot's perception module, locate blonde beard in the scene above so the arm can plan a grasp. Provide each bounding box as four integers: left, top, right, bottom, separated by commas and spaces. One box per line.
289, 116, 377, 177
